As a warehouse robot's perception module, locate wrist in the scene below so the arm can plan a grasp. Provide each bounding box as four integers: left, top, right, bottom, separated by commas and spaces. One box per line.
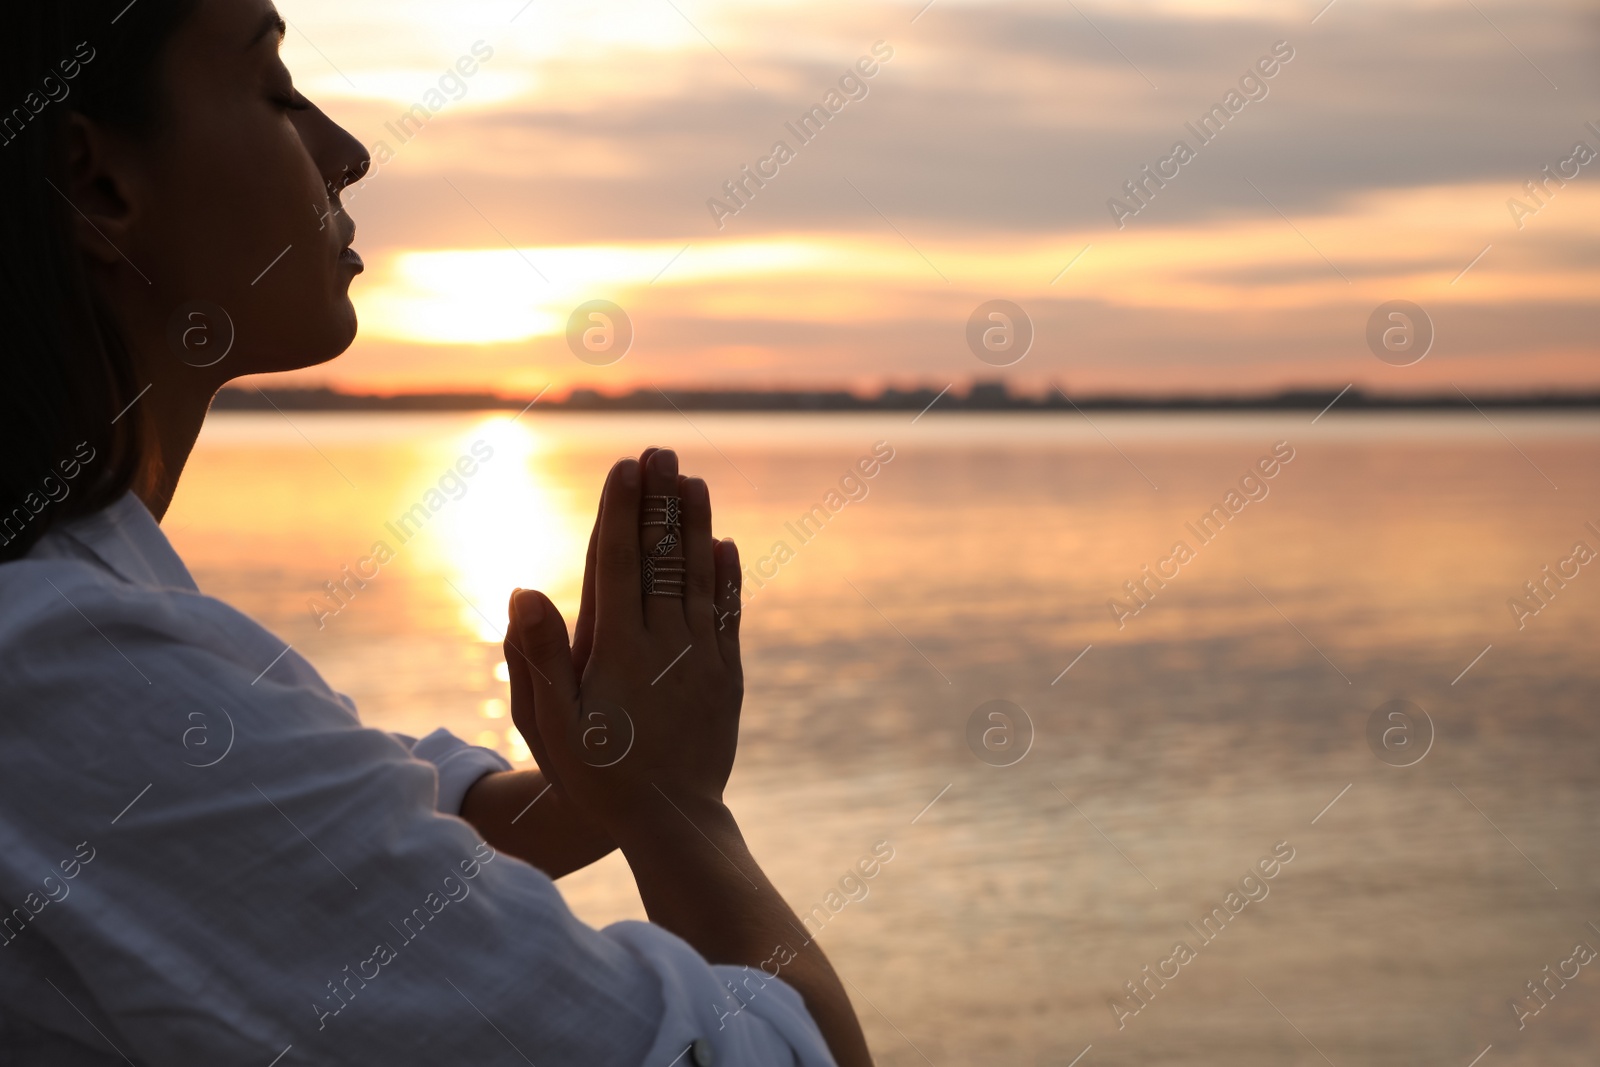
459, 769, 514, 824
610, 790, 739, 858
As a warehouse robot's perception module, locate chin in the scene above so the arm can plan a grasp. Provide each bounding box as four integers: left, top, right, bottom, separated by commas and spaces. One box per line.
249, 313, 360, 375
329, 300, 360, 355
306, 298, 361, 363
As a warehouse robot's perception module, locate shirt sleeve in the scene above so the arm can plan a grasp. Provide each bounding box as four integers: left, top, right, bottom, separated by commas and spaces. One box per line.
0, 573, 836, 1067
389, 728, 513, 816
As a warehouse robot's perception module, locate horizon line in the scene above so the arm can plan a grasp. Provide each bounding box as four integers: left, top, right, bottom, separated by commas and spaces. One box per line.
211, 383, 1600, 413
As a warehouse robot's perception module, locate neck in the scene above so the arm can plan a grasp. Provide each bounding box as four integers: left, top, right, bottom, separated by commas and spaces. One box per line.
129, 341, 219, 523
95, 258, 232, 523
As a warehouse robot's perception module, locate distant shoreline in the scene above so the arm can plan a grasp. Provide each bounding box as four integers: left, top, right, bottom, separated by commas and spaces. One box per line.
213, 384, 1600, 414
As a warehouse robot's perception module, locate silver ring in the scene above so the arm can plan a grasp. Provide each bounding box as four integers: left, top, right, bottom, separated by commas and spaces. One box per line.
643, 555, 687, 597
642, 495, 683, 526
642, 496, 684, 595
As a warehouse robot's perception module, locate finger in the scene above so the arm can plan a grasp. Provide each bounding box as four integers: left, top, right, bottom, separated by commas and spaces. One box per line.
681, 477, 716, 634
712, 537, 742, 665
639, 448, 687, 629
570, 491, 603, 678
503, 635, 559, 785
595, 458, 644, 634
576, 448, 658, 670
507, 589, 576, 788
505, 606, 558, 789
512, 589, 581, 773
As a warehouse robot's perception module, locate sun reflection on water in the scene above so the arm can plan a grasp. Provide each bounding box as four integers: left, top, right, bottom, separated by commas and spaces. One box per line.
422, 416, 588, 642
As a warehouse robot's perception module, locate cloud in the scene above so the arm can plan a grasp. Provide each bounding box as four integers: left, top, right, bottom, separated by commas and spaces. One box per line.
276, 0, 1599, 392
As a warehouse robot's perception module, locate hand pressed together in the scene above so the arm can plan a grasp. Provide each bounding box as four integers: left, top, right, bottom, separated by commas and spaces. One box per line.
506, 449, 744, 837
497, 448, 875, 1067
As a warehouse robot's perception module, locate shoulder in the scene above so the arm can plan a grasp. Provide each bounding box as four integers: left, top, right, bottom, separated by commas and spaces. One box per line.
0, 554, 358, 758
1, 554, 288, 682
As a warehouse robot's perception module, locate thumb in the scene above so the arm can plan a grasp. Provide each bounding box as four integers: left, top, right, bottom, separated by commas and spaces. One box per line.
509, 589, 578, 761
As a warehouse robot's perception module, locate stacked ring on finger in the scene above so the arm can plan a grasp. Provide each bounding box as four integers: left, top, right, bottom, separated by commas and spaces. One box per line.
643, 495, 686, 597
641, 494, 683, 527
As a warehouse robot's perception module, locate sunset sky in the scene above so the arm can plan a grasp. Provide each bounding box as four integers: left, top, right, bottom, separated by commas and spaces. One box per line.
260, 0, 1599, 398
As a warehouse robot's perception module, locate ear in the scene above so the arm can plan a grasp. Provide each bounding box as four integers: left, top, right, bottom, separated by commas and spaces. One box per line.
60, 112, 143, 270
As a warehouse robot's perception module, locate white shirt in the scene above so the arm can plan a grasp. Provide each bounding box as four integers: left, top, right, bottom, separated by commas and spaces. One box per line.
0, 491, 832, 1066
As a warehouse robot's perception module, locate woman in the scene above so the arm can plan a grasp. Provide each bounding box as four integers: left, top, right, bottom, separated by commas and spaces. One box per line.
0, 2, 872, 1064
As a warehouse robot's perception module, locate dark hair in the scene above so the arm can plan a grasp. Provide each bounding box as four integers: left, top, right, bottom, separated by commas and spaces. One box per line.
0, 0, 199, 562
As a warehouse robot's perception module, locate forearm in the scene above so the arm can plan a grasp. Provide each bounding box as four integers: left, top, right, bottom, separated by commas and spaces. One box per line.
616, 796, 874, 1067
460, 770, 616, 880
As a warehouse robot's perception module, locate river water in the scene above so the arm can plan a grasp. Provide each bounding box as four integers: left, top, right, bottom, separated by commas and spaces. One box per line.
168, 410, 1600, 1065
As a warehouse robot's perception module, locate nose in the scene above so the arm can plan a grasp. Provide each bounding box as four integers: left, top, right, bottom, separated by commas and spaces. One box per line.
291, 99, 371, 197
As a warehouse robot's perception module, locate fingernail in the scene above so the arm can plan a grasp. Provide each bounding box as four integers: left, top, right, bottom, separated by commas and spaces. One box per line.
514, 589, 544, 625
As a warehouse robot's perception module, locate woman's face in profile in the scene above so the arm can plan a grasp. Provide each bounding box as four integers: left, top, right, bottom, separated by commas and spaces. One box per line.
120, 0, 370, 378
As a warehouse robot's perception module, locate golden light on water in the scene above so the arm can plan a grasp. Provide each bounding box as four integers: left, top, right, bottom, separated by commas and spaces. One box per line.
417, 416, 588, 640
166, 410, 1600, 1061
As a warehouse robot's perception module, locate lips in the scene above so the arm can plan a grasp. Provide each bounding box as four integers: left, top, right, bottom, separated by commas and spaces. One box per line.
338, 222, 362, 272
